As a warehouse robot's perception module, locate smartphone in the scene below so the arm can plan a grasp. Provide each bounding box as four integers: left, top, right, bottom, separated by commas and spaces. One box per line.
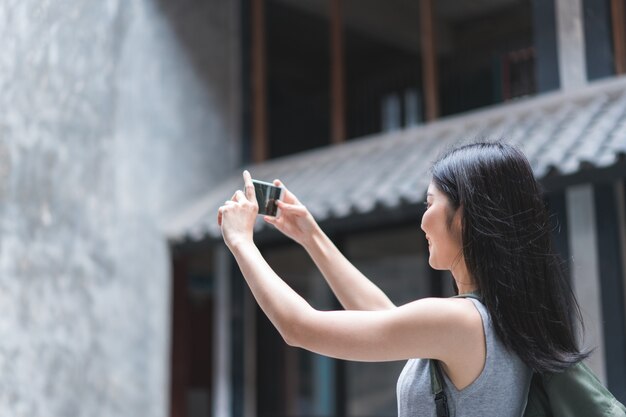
252, 179, 283, 216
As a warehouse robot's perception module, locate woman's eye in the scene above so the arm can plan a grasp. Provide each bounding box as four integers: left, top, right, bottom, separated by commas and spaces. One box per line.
423, 201, 431, 209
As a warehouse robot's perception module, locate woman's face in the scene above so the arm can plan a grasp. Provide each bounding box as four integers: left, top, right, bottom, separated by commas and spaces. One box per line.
420, 182, 463, 270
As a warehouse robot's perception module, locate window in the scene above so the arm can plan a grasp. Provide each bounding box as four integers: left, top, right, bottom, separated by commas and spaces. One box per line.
266, 0, 330, 158
254, 0, 554, 158
435, 0, 536, 116
343, 0, 423, 138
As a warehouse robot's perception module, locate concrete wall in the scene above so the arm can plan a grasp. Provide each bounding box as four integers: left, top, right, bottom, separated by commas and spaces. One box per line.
0, 0, 240, 416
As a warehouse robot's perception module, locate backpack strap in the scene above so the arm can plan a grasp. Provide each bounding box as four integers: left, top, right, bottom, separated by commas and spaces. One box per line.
429, 360, 449, 417
428, 292, 480, 417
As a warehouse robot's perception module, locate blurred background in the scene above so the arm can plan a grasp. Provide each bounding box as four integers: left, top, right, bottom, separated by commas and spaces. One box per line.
0, 0, 625, 416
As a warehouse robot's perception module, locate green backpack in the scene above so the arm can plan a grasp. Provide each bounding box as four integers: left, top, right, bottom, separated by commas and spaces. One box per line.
524, 360, 626, 416
429, 293, 626, 417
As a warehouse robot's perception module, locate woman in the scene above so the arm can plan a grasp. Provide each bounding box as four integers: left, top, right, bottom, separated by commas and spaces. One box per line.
217, 142, 587, 416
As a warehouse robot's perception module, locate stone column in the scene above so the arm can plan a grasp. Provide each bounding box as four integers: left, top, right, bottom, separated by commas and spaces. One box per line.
555, 0, 587, 89
566, 184, 606, 383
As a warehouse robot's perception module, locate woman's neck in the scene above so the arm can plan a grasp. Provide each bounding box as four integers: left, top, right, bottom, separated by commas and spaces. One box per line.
451, 260, 476, 294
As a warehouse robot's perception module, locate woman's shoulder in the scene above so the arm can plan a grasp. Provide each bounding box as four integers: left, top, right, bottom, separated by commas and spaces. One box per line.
404, 296, 483, 325
404, 297, 486, 389
399, 297, 485, 350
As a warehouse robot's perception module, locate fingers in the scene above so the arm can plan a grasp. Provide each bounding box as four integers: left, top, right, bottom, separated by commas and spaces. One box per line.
243, 170, 257, 204
276, 200, 307, 216
263, 215, 277, 225
218, 203, 229, 226
218, 199, 242, 226
232, 190, 246, 202
272, 179, 299, 204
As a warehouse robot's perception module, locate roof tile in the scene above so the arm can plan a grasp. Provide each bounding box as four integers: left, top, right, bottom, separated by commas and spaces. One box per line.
166, 77, 626, 242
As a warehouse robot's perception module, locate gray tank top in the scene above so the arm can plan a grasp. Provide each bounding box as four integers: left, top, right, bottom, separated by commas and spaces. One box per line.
396, 298, 532, 417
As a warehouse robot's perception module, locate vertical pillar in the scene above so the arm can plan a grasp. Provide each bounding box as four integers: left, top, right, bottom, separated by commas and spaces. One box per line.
611, 0, 626, 74
615, 179, 626, 404
232, 264, 247, 417
419, 0, 439, 121
170, 255, 189, 417
213, 247, 232, 417
330, 0, 346, 144
617, 180, 626, 340
566, 184, 606, 383
583, 0, 615, 80
555, 0, 587, 89
244, 290, 257, 417
284, 347, 299, 414
251, 0, 268, 162
334, 237, 347, 417
595, 182, 626, 402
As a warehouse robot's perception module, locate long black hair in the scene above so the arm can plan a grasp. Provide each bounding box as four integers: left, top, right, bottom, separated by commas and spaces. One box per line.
431, 141, 588, 373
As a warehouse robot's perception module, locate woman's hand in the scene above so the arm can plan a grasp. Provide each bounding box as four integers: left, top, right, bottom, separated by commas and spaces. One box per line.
218, 171, 259, 249
263, 180, 319, 247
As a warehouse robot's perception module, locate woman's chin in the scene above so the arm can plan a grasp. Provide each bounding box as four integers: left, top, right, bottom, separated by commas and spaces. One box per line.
428, 255, 446, 271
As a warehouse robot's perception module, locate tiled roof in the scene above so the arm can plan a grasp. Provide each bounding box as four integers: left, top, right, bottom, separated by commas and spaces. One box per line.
166, 76, 626, 242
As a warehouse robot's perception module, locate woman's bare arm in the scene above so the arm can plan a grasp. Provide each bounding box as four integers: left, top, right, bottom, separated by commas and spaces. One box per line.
229, 238, 480, 363
302, 224, 395, 310
264, 181, 394, 311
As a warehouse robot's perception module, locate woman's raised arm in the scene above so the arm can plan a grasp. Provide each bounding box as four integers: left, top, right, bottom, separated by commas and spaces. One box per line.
263, 180, 395, 311
233, 236, 478, 363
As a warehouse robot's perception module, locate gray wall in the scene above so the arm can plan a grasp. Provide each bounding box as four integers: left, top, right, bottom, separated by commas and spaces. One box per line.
0, 0, 240, 416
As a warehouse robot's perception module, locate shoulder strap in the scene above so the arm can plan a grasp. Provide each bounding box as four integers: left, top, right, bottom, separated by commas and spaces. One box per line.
429, 360, 449, 417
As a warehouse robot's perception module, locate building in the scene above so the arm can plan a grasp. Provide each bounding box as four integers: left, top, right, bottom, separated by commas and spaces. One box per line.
0, 1, 624, 417
0, 1, 240, 416
167, 0, 626, 416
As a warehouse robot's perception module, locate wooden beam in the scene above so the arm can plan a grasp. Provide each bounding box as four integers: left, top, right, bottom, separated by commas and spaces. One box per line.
251, 0, 268, 162
611, 0, 626, 74
330, 0, 346, 144
419, 0, 439, 121
169, 256, 188, 417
